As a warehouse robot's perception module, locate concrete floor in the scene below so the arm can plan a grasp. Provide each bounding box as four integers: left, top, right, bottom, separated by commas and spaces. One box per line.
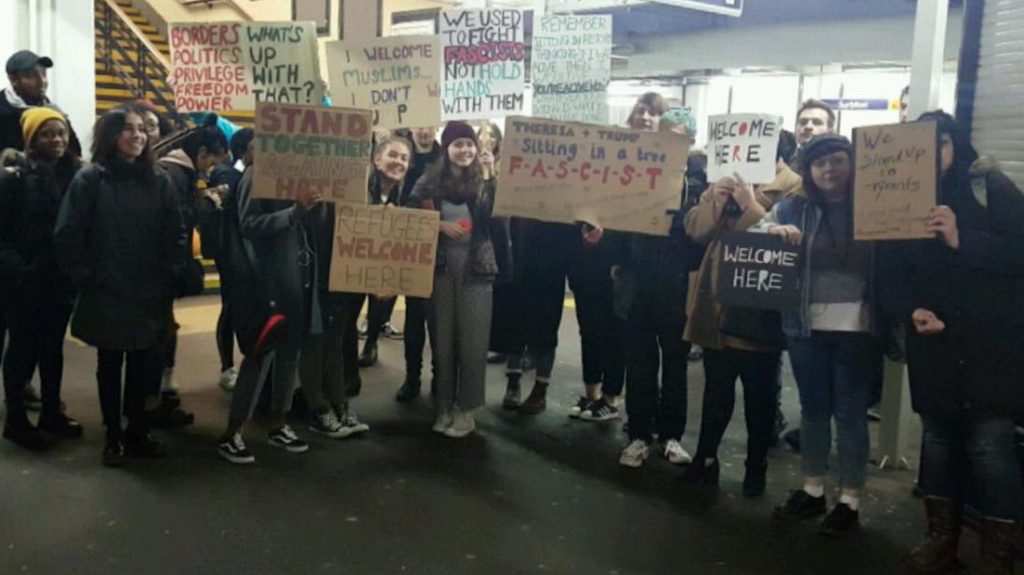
0, 295, 951, 574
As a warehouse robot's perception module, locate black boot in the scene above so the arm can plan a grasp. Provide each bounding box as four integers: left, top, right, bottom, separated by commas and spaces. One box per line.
742, 460, 767, 497
395, 377, 421, 403
3, 412, 49, 451
502, 374, 522, 410
681, 458, 720, 486
38, 410, 84, 439
518, 382, 547, 415
125, 427, 166, 458
358, 342, 378, 367
906, 496, 960, 573
976, 517, 1019, 575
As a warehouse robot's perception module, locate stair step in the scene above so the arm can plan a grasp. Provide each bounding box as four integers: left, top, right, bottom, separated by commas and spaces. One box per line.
96, 73, 169, 88
96, 86, 165, 99
95, 31, 168, 48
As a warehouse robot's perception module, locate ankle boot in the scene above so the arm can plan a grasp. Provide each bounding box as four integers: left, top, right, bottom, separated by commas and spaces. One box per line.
3, 412, 49, 451
907, 496, 960, 573
742, 460, 768, 497
358, 342, 378, 367
681, 457, 720, 486
518, 382, 547, 415
502, 374, 522, 410
975, 517, 1019, 575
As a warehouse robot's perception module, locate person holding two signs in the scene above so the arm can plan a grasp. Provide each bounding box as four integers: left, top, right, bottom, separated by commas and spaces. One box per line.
880, 111, 1024, 574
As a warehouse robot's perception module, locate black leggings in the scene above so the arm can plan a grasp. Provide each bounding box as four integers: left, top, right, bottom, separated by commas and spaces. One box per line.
3, 301, 72, 415
96, 347, 161, 439
216, 298, 235, 372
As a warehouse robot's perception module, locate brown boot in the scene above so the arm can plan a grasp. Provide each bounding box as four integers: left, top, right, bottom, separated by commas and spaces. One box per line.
518, 382, 548, 415
907, 496, 960, 573
975, 518, 1020, 575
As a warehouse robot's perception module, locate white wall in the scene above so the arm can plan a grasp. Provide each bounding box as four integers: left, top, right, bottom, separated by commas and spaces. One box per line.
0, 0, 96, 155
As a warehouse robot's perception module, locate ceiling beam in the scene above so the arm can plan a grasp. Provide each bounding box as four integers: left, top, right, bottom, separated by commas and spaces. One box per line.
548, 0, 743, 17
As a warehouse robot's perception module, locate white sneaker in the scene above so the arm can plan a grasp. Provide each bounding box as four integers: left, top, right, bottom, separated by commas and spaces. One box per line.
309, 409, 353, 439
218, 367, 238, 391
161, 367, 179, 394
339, 407, 370, 434
663, 439, 693, 465
432, 407, 454, 434
444, 408, 476, 438
619, 439, 650, 468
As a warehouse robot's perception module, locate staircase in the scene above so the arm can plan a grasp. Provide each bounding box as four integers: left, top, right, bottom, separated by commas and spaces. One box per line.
93, 0, 253, 128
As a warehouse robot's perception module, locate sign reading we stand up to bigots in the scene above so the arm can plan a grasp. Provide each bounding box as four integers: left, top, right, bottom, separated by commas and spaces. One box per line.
169, 22, 323, 113
494, 116, 689, 236
440, 9, 526, 121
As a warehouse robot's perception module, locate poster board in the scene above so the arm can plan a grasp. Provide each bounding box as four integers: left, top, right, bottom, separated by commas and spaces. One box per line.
325, 36, 441, 129
440, 9, 526, 121
706, 114, 782, 184
169, 22, 323, 113
329, 204, 440, 298
252, 103, 372, 203
531, 15, 612, 124
494, 116, 689, 236
716, 231, 801, 311
853, 121, 938, 240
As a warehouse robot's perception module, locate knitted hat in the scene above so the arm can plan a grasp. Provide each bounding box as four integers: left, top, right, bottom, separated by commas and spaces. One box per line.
20, 106, 66, 148
799, 133, 852, 177
660, 107, 698, 137
441, 121, 477, 150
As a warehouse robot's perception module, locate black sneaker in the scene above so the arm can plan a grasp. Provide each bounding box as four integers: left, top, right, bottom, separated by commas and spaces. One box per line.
268, 425, 309, 453
218, 433, 255, 464
819, 503, 860, 536
3, 419, 49, 451
567, 396, 592, 419
580, 397, 620, 422
681, 458, 720, 486
102, 439, 127, 467
125, 431, 167, 458
38, 411, 84, 439
395, 378, 421, 403
773, 490, 827, 521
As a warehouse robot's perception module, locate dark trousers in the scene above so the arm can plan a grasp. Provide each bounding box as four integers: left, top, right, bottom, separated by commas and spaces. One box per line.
364, 295, 397, 346
2, 301, 72, 415
339, 294, 364, 392
695, 347, 780, 465
0, 312, 6, 371
299, 310, 348, 412
216, 288, 235, 372
404, 296, 436, 381
624, 298, 689, 442
921, 413, 1023, 522
97, 347, 161, 439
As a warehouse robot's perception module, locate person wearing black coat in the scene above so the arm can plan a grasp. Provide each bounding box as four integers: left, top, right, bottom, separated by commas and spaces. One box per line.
0, 50, 82, 159
54, 105, 183, 467
0, 107, 82, 451
881, 111, 1024, 574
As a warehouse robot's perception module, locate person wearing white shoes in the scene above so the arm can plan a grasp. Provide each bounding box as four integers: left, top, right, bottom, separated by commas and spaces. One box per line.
406, 122, 501, 439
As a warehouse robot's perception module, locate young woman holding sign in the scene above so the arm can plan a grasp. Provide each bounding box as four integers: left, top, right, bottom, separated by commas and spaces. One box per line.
754, 134, 877, 535
880, 112, 1024, 573
405, 122, 499, 438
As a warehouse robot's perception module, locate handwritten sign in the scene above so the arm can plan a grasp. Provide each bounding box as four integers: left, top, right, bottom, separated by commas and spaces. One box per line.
440, 9, 526, 121
252, 103, 372, 202
325, 36, 441, 129
169, 22, 323, 113
853, 121, 938, 240
494, 116, 689, 236
707, 114, 782, 184
717, 231, 801, 311
531, 15, 612, 124
329, 204, 440, 298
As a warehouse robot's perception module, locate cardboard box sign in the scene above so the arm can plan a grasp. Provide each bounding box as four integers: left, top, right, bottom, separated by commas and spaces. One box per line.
716, 231, 801, 312
707, 113, 782, 185
440, 9, 526, 121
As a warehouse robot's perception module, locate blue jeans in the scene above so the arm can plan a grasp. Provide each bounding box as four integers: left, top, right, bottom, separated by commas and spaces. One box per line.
921, 414, 1023, 522
787, 332, 874, 489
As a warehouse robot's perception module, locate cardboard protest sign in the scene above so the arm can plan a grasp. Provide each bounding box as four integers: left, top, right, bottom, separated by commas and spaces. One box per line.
716, 231, 801, 311
325, 36, 441, 130
494, 116, 689, 236
853, 121, 938, 240
707, 114, 782, 184
531, 15, 612, 124
329, 204, 440, 298
169, 22, 323, 113
252, 103, 372, 202
440, 9, 526, 121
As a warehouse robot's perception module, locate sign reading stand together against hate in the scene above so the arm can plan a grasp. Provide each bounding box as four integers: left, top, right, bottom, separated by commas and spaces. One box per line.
329, 204, 440, 299
853, 121, 938, 240
440, 9, 526, 121
707, 114, 782, 184
717, 231, 801, 311
252, 103, 372, 203
169, 22, 323, 113
494, 116, 689, 237
531, 15, 612, 124
325, 36, 441, 130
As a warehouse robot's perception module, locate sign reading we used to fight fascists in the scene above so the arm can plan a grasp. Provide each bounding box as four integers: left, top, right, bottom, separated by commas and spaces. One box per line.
440, 9, 526, 121
169, 22, 323, 112
707, 114, 782, 184
494, 117, 689, 236
329, 204, 440, 298
252, 103, 372, 203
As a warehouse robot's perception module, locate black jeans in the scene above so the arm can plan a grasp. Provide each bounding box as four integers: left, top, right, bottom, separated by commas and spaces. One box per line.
364, 295, 397, 347
624, 297, 689, 442
338, 294, 363, 393
404, 296, 436, 381
97, 347, 161, 439
695, 347, 780, 466
216, 263, 235, 372
921, 413, 1023, 522
2, 300, 72, 415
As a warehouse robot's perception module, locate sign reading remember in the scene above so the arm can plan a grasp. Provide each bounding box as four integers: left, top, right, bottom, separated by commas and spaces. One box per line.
532, 15, 612, 124
707, 114, 782, 184
853, 121, 938, 240
494, 116, 689, 236
325, 36, 441, 129
169, 22, 323, 113
440, 9, 526, 121
329, 204, 440, 298
252, 103, 372, 202
717, 231, 801, 311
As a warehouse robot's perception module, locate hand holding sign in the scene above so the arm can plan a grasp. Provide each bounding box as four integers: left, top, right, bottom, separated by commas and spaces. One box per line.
717, 231, 801, 311
767, 224, 803, 246
912, 308, 946, 335
926, 205, 959, 250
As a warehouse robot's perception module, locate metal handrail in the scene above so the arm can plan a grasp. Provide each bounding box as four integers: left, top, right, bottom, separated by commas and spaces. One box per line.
100, 0, 170, 70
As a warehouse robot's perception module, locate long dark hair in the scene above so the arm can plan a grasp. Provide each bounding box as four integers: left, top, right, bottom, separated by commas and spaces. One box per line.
422, 142, 484, 205
152, 114, 228, 165
916, 110, 978, 202
90, 104, 156, 179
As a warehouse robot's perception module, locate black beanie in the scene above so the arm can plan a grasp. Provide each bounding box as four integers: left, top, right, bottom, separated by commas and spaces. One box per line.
441, 121, 478, 150
800, 133, 852, 179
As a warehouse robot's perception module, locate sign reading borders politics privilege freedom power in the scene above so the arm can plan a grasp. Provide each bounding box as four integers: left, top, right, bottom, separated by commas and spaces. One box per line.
494, 116, 689, 237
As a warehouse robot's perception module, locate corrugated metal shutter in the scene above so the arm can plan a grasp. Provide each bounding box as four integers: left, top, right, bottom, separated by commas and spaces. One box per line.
971, 0, 1024, 188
